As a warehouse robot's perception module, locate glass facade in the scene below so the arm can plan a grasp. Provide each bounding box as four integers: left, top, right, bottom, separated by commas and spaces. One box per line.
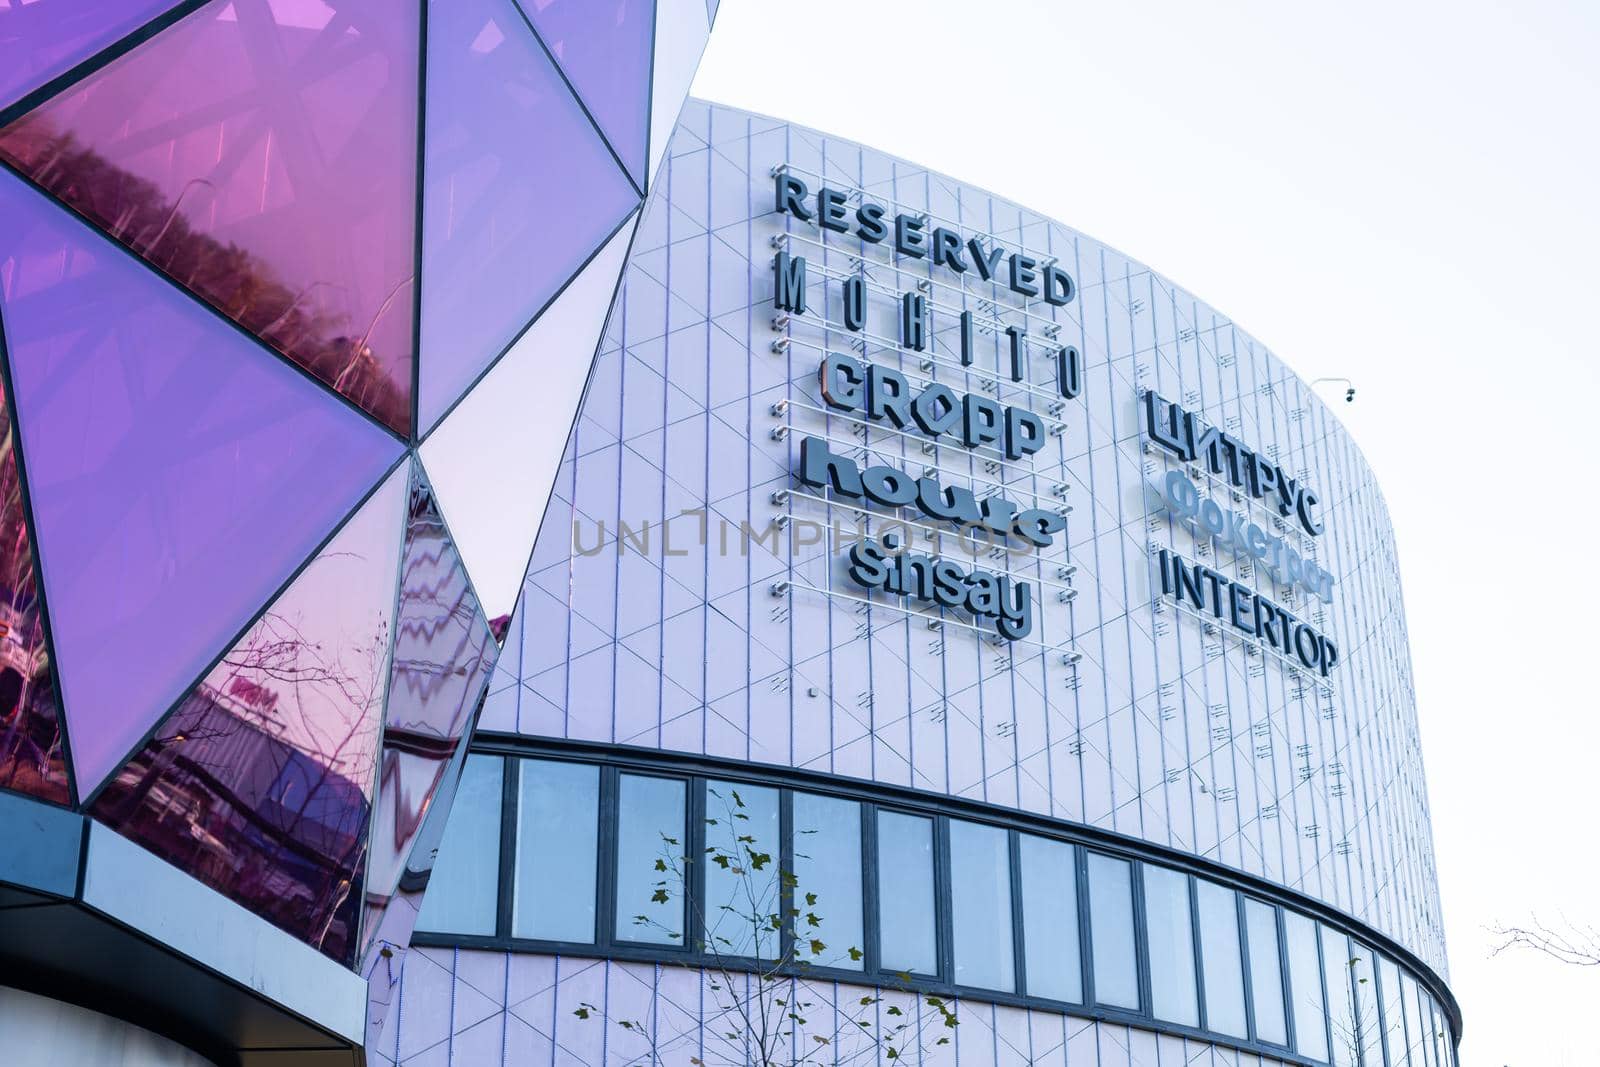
0, 4, 1457, 1058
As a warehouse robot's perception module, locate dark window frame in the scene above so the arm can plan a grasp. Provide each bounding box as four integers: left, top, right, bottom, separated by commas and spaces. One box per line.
412, 737, 1460, 1067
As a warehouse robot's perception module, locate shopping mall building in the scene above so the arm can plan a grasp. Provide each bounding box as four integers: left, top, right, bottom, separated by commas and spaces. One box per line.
0, 3, 1458, 1066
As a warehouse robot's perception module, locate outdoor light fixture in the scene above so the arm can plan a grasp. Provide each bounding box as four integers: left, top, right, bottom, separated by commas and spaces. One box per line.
1312, 376, 1357, 403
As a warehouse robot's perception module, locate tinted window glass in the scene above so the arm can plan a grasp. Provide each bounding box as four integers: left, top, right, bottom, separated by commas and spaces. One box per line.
1321, 925, 1357, 1067
792, 792, 864, 969
877, 811, 937, 974
1086, 853, 1138, 1009
1284, 910, 1329, 1060
1018, 834, 1081, 1003
615, 774, 686, 945
416, 754, 503, 935
1400, 971, 1423, 1067
1144, 865, 1198, 1025
1245, 898, 1287, 1045
1378, 955, 1407, 1066
511, 759, 599, 941
1417, 988, 1439, 1067
1352, 943, 1382, 1066
949, 820, 1014, 992
1196, 879, 1246, 1037
702, 780, 780, 959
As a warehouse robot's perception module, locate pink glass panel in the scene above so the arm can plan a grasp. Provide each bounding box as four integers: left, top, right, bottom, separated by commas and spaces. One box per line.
0, 0, 421, 436
515, 0, 655, 185
417, 0, 639, 434
93, 464, 408, 965
0, 167, 403, 798
0, 364, 69, 804
0, 0, 180, 112
358, 461, 497, 963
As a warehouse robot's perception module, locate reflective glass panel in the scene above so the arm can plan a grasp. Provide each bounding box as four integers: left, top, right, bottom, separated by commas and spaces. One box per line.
702, 779, 779, 959
615, 773, 685, 945
1144, 865, 1198, 1026
1086, 852, 1138, 1009
948, 820, 1014, 992
1428, 997, 1447, 1067
792, 791, 863, 970
0, 168, 401, 797
513, 0, 654, 183
0, 0, 181, 112
1378, 955, 1407, 1066
418, 0, 639, 433
415, 754, 505, 936
512, 759, 599, 942
0, 370, 67, 803
876, 810, 936, 975
1284, 910, 1329, 1060
1018, 834, 1081, 1003
1416, 987, 1438, 1067
93, 465, 407, 964
1245, 898, 1287, 1045
1196, 879, 1247, 1038
0, 0, 422, 434
1352, 943, 1382, 1066
1400, 972, 1423, 1067
1321, 925, 1357, 1067
359, 464, 499, 961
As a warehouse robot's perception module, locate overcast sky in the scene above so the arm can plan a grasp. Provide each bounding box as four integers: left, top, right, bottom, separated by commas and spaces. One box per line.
693, 1, 1598, 1061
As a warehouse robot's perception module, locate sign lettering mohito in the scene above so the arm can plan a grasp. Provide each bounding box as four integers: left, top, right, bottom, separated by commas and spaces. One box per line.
770, 168, 1083, 643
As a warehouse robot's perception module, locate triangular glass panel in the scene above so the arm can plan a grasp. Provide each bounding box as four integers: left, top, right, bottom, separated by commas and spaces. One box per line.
358, 459, 499, 966
0, 348, 69, 805
420, 214, 637, 624
513, 0, 656, 187
0, 0, 421, 436
0, 0, 183, 113
645, 0, 710, 182
0, 168, 404, 798
92, 461, 409, 965
417, 0, 640, 436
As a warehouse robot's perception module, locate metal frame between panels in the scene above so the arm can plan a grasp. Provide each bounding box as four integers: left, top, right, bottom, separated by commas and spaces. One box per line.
412, 736, 1461, 1066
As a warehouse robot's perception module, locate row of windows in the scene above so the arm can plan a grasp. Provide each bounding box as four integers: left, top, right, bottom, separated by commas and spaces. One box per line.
416, 753, 1455, 1066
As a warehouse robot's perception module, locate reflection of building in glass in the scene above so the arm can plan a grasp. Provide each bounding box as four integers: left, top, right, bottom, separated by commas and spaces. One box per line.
0, 5, 1456, 1067
0, 0, 710, 1059
95, 675, 373, 962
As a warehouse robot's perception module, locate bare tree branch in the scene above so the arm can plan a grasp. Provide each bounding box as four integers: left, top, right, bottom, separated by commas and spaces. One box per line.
1491, 916, 1600, 967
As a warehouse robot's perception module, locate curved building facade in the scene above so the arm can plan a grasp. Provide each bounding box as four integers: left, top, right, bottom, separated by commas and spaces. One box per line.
0, 5, 1455, 1065
374, 99, 1459, 1067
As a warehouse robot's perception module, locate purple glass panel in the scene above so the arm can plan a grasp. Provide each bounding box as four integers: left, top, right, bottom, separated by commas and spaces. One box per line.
93, 463, 408, 965
418, 0, 639, 434
514, 0, 655, 185
0, 0, 180, 112
0, 0, 420, 436
0, 365, 69, 804
357, 461, 498, 964
0, 168, 403, 797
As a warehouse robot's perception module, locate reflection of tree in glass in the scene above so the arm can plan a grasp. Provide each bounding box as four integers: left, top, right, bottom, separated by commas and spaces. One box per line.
0, 118, 411, 433
94, 605, 387, 964
0, 385, 67, 802
580, 786, 958, 1066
